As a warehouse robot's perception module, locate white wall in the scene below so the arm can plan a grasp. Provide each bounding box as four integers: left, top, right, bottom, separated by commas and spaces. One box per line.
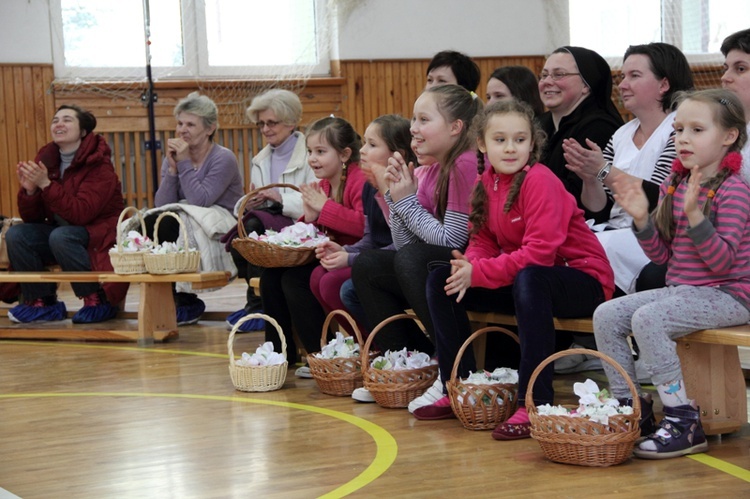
0, 0, 53, 63
0, 0, 562, 65
336, 0, 557, 59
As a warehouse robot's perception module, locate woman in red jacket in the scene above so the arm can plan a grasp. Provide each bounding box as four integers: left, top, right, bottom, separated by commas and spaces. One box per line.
6, 105, 126, 324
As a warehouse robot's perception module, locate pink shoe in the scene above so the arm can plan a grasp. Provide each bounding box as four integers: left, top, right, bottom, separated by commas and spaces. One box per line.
412, 396, 455, 420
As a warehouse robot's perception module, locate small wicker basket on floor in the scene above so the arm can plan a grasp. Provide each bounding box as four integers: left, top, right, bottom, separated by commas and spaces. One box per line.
109, 207, 148, 274
143, 211, 201, 274
446, 326, 520, 431
526, 348, 641, 467
308, 310, 369, 396
228, 313, 288, 392
361, 313, 439, 408
232, 183, 316, 268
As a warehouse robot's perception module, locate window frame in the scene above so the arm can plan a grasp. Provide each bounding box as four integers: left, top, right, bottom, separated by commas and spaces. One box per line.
50, 0, 331, 81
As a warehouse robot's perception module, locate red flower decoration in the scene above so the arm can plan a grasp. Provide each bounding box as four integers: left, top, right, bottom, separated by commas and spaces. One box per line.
671, 151, 743, 175
720, 151, 743, 174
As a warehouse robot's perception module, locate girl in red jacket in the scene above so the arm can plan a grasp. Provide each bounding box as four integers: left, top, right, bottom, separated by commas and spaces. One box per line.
259, 117, 366, 371
416, 100, 614, 441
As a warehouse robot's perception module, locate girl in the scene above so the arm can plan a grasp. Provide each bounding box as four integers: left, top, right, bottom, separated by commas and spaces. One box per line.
312, 115, 415, 330
351, 84, 482, 351
259, 117, 366, 372
414, 100, 613, 439
351, 85, 482, 408
485, 66, 545, 118
595, 89, 750, 459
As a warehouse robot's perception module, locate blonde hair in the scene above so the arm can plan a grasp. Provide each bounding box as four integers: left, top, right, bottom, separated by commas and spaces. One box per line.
653, 89, 746, 241
469, 99, 546, 235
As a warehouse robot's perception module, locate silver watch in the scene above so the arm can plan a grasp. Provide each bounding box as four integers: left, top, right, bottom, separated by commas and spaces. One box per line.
596, 162, 612, 183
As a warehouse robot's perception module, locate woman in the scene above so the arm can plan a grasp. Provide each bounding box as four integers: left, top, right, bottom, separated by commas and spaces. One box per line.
223, 89, 315, 332
563, 43, 694, 295
486, 65, 545, 118
6, 105, 126, 324
144, 92, 244, 326
538, 46, 624, 209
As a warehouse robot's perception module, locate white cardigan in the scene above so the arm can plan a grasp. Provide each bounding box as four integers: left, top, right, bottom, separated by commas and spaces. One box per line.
243, 131, 317, 220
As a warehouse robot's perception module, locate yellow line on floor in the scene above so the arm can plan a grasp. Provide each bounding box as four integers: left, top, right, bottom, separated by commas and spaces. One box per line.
0, 392, 398, 497
0, 340, 227, 358
687, 453, 750, 482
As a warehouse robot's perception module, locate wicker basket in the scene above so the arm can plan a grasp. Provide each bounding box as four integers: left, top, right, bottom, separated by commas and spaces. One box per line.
109, 207, 149, 274
143, 211, 201, 274
361, 313, 439, 408
446, 326, 520, 431
526, 348, 641, 467
228, 312, 288, 392
307, 309, 370, 396
231, 183, 316, 268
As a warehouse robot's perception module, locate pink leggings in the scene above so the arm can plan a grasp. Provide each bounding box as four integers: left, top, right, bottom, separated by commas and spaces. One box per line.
310, 265, 362, 337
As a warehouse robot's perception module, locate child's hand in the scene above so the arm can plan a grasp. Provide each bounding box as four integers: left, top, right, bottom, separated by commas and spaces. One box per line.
684, 171, 706, 227
320, 250, 349, 270
386, 151, 418, 202
612, 176, 649, 230
300, 182, 327, 222
315, 240, 343, 260
445, 250, 472, 303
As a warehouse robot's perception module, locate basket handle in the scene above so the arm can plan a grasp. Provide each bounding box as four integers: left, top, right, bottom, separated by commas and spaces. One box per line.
449, 326, 519, 384
153, 211, 189, 249
524, 348, 641, 417
320, 309, 364, 349
360, 313, 422, 375
236, 183, 302, 239
227, 312, 287, 367
115, 206, 146, 252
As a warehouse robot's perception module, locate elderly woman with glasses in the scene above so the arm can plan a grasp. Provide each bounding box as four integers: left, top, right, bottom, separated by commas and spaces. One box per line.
223, 88, 316, 332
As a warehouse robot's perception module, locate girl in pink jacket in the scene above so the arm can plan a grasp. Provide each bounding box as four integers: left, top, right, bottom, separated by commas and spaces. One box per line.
416, 100, 614, 441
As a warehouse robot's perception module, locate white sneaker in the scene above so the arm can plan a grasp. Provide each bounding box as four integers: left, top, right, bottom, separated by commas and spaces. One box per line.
351, 387, 375, 403
407, 376, 444, 414
554, 343, 603, 374
295, 366, 312, 378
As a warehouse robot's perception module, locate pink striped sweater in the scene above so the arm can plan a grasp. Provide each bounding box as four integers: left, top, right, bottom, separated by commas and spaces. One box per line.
635, 172, 750, 309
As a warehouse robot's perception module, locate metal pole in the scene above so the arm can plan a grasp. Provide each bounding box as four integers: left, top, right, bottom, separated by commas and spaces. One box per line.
141, 0, 160, 206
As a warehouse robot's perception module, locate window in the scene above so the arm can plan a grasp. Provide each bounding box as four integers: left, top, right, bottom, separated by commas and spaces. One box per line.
50, 0, 330, 80
569, 0, 750, 65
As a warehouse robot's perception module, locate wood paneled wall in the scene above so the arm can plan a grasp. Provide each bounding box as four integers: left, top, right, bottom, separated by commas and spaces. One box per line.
0, 57, 726, 215
340, 56, 547, 134
0, 64, 56, 217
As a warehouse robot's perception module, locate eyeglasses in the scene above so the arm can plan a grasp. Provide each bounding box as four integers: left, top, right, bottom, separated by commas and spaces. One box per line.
538, 71, 581, 82
257, 120, 281, 129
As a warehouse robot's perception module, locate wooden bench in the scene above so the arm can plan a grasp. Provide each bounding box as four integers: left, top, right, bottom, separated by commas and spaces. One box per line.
0, 271, 229, 346
466, 311, 749, 436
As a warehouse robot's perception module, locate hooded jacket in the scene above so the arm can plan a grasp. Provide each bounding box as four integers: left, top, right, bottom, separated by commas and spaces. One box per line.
17, 132, 128, 305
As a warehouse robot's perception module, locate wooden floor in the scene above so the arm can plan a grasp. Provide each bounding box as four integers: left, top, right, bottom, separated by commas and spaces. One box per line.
1, 281, 749, 498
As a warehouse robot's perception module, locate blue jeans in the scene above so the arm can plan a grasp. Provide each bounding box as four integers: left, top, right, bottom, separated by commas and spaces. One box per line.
426, 264, 606, 406
6, 223, 99, 300
339, 278, 367, 327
